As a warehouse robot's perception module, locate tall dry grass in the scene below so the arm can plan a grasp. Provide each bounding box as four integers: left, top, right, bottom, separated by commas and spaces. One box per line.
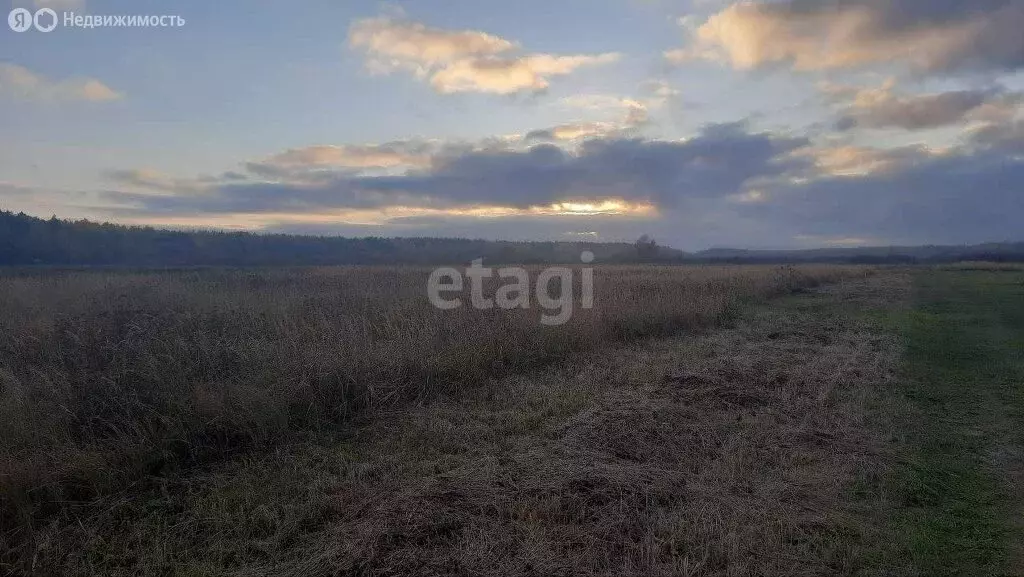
0, 264, 870, 542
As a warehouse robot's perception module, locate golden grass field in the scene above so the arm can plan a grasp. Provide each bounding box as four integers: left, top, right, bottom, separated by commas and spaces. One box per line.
0, 264, 874, 573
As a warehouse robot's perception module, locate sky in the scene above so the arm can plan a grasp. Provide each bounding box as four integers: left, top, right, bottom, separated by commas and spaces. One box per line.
1, 0, 1023, 250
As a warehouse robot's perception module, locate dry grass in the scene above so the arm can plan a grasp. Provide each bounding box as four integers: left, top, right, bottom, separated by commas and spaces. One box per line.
0, 264, 872, 573
2, 272, 908, 576
290, 274, 909, 577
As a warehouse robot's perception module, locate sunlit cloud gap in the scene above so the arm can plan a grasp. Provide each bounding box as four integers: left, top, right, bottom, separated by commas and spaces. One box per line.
112, 199, 657, 230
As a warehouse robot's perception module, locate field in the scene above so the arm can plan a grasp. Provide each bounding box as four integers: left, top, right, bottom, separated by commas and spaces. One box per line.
0, 264, 1021, 575
874, 269, 1024, 573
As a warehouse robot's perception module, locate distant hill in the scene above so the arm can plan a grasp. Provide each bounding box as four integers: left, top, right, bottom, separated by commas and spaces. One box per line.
692, 244, 1024, 264
0, 210, 683, 266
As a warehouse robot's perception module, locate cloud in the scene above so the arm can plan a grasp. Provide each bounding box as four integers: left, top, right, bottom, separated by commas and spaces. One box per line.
743, 143, 1024, 245
560, 94, 648, 112
101, 123, 807, 219
428, 53, 619, 95
526, 95, 650, 142
969, 120, 1024, 153
348, 16, 515, 70
559, 95, 652, 125
245, 142, 436, 179
0, 63, 122, 102
349, 16, 619, 94
357, 123, 806, 209
675, 0, 1024, 74
640, 80, 681, 108
94, 120, 1024, 248
793, 144, 919, 177
104, 169, 210, 194
832, 83, 1021, 131
525, 122, 621, 142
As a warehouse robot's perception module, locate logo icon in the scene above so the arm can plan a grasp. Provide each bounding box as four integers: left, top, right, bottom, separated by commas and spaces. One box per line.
33, 8, 57, 32
8, 7, 58, 32
8, 8, 32, 32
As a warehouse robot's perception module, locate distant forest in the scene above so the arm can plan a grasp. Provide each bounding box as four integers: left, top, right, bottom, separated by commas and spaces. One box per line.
0, 210, 674, 266
1, 210, 1023, 267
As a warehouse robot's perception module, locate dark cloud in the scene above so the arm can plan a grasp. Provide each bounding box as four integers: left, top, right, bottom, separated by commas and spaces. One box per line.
524, 128, 557, 142
971, 120, 1024, 153
97, 118, 1024, 248
217, 171, 249, 182
243, 141, 438, 181
743, 144, 1024, 245
839, 89, 997, 130
105, 169, 252, 193
833, 87, 1023, 131
103, 123, 808, 215
105, 180, 432, 215
360, 124, 807, 208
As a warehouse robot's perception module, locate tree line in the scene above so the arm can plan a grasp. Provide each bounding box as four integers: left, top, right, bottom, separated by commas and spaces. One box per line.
0, 211, 676, 266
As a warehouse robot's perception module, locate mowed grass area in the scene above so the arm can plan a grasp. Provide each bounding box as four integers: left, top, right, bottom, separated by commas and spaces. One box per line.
0, 264, 871, 572
871, 269, 1024, 576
